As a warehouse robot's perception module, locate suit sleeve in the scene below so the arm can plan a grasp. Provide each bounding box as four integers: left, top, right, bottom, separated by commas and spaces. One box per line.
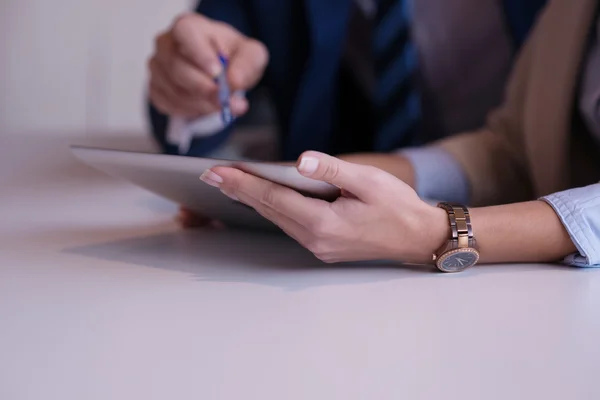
148, 0, 254, 156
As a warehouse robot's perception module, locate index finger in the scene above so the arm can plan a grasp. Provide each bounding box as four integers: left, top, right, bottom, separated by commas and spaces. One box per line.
171, 15, 223, 77
209, 166, 329, 227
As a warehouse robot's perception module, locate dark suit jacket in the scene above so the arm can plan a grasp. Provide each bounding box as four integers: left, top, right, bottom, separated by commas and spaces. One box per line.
149, 0, 547, 161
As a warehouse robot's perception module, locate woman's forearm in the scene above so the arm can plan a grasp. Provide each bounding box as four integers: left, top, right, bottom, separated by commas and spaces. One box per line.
467, 200, 577, 264
292, 153, 578, 265
349, 154, 578, 264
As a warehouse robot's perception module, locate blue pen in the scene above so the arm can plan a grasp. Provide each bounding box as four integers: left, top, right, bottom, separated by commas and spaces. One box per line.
176, 54, 233, 154
216, 54, 233, 125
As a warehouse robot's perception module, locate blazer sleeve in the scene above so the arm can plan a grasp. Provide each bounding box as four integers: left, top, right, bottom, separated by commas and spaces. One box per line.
427, 13, 541, 207
148, 0, 255, 156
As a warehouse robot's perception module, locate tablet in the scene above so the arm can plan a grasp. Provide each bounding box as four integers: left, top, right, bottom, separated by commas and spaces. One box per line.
70, 146, 340, 230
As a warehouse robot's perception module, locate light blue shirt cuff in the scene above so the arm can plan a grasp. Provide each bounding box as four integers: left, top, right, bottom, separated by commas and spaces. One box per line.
399, 146, 471, 204
542, 183, 600, 267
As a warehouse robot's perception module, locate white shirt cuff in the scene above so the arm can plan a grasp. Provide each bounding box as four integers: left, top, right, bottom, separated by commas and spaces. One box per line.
167, 113, 227, 154
166, 90, 245, 154
542, 182, 600, 267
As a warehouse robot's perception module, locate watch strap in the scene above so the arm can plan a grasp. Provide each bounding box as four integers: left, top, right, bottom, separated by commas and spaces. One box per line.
437, 203, 476, 249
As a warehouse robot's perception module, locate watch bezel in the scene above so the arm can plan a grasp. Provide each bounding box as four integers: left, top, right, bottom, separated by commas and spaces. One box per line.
435, 247, 480, 273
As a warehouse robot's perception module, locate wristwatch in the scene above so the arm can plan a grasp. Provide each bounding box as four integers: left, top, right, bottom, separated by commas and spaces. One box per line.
433, 203, 480, 273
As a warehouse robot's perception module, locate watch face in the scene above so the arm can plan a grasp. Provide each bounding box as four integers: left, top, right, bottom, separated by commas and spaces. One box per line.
437, 248, 480, 273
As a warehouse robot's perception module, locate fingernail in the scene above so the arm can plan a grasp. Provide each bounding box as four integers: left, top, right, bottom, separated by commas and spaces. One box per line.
210, 63, 223, 78
220, 189, 239, 201
230, 95, 245, 107
230, 96, 248, 115
200, 170, 223, 187
297, 157, 319, 175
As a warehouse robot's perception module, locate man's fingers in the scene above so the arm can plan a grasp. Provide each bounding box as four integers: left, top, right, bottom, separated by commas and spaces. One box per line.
149, 81, 218, 117
227, 39, 269, 91
230, 95, 249, 116
168, 55, 218, 96
149, 57, 220, 117
171, 13, 223, 77
153, 31, 175, 65
296, 151, 388, 201
149, 77, 213, 117
149, 79, 184, 116
176, 207, 213, 228
153, 13, 268, 120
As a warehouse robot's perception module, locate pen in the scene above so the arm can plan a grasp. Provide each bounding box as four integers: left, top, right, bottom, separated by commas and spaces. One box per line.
176, 54, 232, 155
216, 54, 233, 125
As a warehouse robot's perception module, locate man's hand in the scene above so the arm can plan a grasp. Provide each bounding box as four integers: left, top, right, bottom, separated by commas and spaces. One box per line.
148, 13, 269, 119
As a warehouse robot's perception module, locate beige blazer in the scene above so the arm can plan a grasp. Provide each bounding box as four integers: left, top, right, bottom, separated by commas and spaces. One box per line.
435, 0, 600, 206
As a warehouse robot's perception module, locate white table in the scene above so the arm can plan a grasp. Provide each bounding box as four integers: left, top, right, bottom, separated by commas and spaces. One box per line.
1, 134, 600, 400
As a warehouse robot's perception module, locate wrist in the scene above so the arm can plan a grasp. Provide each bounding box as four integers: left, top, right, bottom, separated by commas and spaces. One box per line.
423, 206, 452, 261
396, 205, 449, 264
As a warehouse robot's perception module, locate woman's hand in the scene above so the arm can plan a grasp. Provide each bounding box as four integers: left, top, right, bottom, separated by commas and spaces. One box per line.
177, 153, 415, 228
200, 151, 449, 263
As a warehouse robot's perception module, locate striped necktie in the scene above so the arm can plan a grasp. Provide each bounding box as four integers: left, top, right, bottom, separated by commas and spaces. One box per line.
373, 0, 421, 151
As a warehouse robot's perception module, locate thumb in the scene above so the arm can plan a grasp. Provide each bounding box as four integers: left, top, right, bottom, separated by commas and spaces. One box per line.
227, 39, 269, 91
296, 151, 384, 201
